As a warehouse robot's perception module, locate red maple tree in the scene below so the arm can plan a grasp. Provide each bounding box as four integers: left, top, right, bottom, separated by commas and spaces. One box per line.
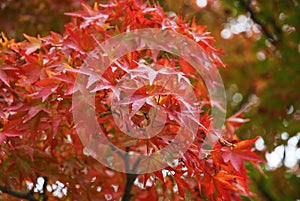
0, 0, 264, 200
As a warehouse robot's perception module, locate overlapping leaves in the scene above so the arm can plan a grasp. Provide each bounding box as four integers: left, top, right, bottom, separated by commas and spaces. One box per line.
0, 0, 263, 200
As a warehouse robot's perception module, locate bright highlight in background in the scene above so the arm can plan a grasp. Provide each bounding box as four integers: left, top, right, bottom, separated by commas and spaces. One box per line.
196, 0, 207, 8
220, 29, 232, 39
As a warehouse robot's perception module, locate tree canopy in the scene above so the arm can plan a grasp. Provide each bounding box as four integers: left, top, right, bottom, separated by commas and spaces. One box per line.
0, 0, 300, 200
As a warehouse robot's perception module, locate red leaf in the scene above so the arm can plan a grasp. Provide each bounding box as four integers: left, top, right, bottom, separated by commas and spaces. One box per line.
22, 34, 42, 55
174, 173, 191, 198
0, 69, 9, 86
0, 134, 5, 144
179, 58, 196, 75
221, 137, 265, 173
33, 78, 60, 102
154, 170, 164, 183
21, 53, 45, 85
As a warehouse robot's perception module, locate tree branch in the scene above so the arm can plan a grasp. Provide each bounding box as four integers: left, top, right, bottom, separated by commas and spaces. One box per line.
238, 0, 281, 45
121, 147, 140, 201
0, 177, 49, 201
41, 177, 48, 201
122, 173, 138, 201
0, 185, 38, 201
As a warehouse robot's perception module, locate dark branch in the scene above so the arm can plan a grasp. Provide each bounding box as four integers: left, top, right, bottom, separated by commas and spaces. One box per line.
0, 185, 38, 201
41, 177, 48, 201
238, 0, 280, 45
122, 173, 138, 201
121, 147, 139, 201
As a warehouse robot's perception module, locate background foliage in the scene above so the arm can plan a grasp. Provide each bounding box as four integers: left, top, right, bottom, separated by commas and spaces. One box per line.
0, 0, 300, 200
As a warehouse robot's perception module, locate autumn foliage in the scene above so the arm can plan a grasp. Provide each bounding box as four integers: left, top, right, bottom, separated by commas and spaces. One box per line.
0, 0, 264, 200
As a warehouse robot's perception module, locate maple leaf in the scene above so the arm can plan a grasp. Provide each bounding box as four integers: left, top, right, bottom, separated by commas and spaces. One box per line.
22, 34, 42, 55
0, 0, 266, 200
20, 52, 46, 85
33, 78, 60, 102
221, 137, 265, 173
211, 171, 246, 200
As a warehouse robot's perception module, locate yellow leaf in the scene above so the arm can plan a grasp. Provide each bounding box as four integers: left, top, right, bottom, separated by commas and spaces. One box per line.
23, 33, 41, 46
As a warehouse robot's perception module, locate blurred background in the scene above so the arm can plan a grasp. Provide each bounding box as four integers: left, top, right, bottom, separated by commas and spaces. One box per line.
1, 0, 299, 200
